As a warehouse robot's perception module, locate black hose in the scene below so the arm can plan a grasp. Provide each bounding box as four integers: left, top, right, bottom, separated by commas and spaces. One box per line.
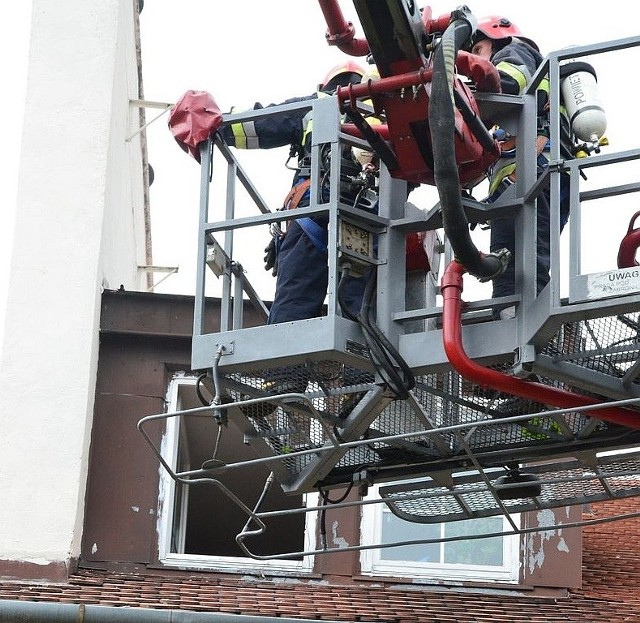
319, 483, 354, 550
338, 265, 415, 399
337, 264, 361, 322
429, 16, 509, 282
195, 372, 212, 406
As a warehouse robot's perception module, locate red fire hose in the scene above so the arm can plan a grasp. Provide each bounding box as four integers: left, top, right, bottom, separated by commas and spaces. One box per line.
441, 260, 640, 429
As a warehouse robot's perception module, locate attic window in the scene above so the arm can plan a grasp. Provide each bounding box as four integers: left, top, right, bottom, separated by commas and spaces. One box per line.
360, 482, 520, 582
156, 376, 315, 574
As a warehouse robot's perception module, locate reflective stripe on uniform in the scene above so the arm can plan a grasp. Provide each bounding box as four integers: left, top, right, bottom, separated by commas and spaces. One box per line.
230, 120, 259, 149
539, 76, 550, 98
495, 60, 530, 94
520, 416, 564, 440
301, 111, 313, 148
488, 162, 517, 196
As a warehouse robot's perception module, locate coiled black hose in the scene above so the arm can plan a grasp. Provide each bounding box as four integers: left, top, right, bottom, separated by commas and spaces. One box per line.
429, 14, 509, 282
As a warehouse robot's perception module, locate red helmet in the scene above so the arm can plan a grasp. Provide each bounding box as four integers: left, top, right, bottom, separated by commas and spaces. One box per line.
475, 16, 539, 52
321, 61, 365, 91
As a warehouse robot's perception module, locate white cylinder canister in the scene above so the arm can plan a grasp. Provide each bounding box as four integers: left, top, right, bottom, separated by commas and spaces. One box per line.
560, 61, 607, 143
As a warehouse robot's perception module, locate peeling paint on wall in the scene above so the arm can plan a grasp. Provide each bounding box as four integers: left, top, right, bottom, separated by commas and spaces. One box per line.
526, 509, 570, 573
557, 536, 570, 553
331, 520, 349, 549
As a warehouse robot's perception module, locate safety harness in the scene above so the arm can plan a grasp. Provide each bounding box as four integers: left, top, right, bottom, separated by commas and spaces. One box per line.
276, 178, 329, 255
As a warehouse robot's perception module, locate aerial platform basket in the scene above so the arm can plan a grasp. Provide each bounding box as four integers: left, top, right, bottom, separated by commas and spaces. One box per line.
140, 34, 640, 544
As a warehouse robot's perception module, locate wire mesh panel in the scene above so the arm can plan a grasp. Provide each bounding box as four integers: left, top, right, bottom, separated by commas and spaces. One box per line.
219, 361, 375, 485
213, 358, 640, 494
542, 313, 640, 386
379, 452, 640, 523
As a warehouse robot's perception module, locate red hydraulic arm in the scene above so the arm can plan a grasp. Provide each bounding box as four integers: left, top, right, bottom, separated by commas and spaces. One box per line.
318, 0, 502, 187
335, 54, 501, 186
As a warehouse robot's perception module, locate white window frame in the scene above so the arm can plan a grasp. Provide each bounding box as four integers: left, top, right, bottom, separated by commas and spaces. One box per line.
360, 482, 520, 583
157, 375, 316, 575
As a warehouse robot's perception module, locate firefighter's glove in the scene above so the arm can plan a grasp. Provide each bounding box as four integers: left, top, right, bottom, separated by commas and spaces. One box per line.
456, 51, 501, 93
263, 237, 278, 276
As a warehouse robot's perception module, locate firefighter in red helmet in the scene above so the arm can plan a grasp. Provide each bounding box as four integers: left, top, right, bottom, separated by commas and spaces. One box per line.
320, 60, 365, 92
469, 16, 572, 321
470, 16, 541, 95
217, 60, 371, 406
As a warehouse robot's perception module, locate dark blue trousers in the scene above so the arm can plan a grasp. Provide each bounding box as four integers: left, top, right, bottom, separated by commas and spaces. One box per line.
267, 220, 368, 324
490, 171, 570, 300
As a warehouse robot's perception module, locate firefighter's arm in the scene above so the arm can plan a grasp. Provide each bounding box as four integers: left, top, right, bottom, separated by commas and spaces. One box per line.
220, 95, 316, 150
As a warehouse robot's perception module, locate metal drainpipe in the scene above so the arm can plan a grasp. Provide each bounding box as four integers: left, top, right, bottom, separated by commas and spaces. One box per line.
441, 260, 640, 429
0, 599, 347, 623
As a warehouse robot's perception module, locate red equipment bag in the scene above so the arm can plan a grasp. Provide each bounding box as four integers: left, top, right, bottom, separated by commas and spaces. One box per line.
617, 210, 640, 268
168, 90, 223, 162
406, 231, 438, 272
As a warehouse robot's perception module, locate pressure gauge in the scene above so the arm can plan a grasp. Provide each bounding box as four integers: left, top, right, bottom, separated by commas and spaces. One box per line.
339, 220, 373, 276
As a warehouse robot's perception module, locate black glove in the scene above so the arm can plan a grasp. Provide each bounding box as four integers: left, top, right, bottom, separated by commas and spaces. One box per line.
263, 237, 278, 276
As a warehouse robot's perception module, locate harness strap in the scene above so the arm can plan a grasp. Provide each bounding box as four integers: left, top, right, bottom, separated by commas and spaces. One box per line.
297, 218, 328, 254
282, 178, 311, 211
280, 178, 328, 254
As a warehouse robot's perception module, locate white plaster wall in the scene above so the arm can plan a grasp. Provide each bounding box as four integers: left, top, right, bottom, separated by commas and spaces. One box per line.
0, 0, 145, 568
0, 2, 31, 365
101, 1, 148, 291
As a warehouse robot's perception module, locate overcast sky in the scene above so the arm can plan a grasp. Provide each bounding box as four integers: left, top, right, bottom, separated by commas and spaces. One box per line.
2, 1, 639, 325
139, 0, 640, 302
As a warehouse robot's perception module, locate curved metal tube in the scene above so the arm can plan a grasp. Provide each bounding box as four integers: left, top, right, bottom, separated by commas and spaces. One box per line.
441, 260, 640, 429
317, 0, 369, 56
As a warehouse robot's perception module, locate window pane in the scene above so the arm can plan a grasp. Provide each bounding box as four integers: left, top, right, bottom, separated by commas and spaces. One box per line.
168, 381, 306, 560
444, 518, 504, 566
380, 511, 440, 562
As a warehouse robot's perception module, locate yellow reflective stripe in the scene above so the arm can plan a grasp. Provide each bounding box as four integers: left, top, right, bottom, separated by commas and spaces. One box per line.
302, 112, 313, 147
496, 61, 528, 93
520, 416, 563, 439
231, 122, 247, 149
231, 120, 259, 149
538, 76, 550, 96
489, 162, 516, 195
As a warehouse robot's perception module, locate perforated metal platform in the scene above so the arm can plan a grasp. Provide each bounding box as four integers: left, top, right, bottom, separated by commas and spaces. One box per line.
213, 333, 640, 495
538, 311, 640, 397
379, 451, 640, 523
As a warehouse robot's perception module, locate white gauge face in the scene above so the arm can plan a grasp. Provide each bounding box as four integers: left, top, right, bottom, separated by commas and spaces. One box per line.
340, 221, 372, 256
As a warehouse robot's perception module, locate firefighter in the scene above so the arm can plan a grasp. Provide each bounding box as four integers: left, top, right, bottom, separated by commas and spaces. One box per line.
219, 61, 368, 325
219, 61, 372, 399
469, 17, 576, 421
469, 16, 571, 319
